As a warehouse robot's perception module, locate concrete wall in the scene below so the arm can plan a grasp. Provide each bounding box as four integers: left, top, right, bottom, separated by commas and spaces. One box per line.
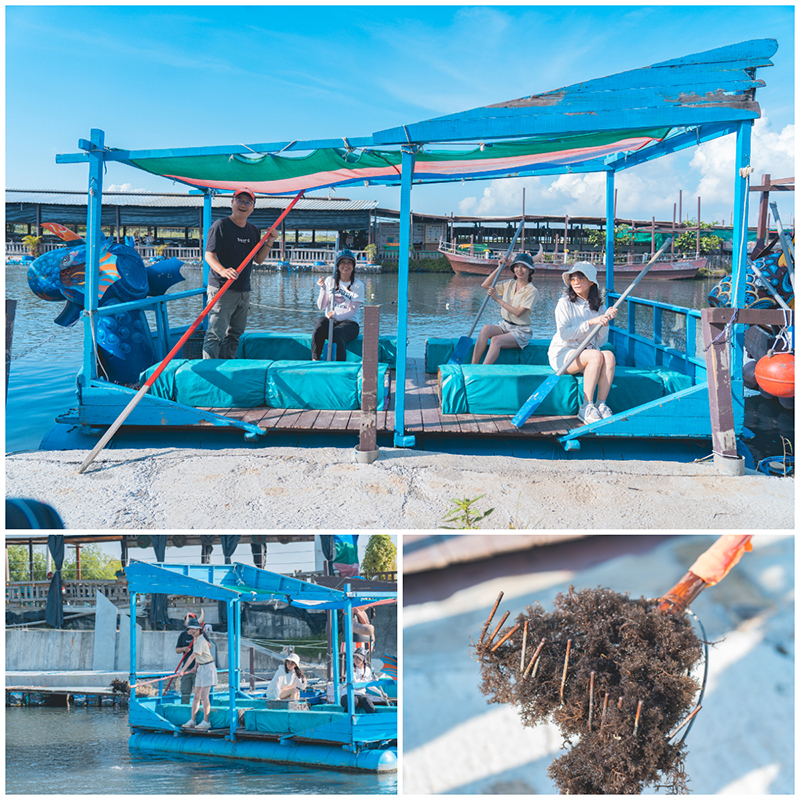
5, 630, 94, 671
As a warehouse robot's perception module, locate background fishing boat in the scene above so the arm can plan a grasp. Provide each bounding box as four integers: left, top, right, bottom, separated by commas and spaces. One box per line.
438, 239, 705, 279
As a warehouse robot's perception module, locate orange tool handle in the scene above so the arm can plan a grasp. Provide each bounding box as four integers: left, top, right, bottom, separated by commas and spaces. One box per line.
658, 535, 753, 614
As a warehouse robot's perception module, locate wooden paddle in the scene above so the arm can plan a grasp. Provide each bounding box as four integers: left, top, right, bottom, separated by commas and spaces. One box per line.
448, 217, 526, 365
511, 237, 673, 428
77, 189, 305, 474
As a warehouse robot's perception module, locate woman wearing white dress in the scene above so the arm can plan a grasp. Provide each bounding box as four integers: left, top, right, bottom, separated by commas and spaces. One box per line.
548, 261, 617, 424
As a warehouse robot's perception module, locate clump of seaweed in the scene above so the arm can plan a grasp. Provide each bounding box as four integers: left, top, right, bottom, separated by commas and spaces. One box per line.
472, 587, 704, 794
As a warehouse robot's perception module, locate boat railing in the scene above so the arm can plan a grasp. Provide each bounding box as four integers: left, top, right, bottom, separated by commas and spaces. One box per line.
609, 293, 705, 380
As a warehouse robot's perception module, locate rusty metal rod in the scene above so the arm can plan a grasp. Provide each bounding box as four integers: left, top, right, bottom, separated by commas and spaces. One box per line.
485, 611, 510, 649
479, 592, 504, 643
559, 639, 572, 704
519, 620, 528, 672
634, 699, 644, 735
588, 671, 595, 732
491, 623, 521, 652
523, 638, 546, 678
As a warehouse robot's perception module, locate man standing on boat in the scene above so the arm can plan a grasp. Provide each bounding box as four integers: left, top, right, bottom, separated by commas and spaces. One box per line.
202, 187, 278, 359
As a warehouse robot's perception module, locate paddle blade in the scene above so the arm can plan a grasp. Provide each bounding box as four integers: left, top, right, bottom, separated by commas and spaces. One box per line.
511, 373, 561, 427
448, 336, 474, 365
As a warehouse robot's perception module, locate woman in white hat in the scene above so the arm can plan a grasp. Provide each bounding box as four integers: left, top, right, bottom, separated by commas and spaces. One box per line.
547, 261, 617, 424
180, 619, 217, 730
339, 650, 376, 714
266, 652, 308, 701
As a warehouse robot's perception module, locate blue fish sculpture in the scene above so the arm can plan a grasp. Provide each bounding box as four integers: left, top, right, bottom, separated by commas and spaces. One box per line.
708, 251, 794, 310
27, 233, 185, 385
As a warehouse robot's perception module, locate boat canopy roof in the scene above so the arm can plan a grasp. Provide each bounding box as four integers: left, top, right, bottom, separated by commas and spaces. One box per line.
57, 39, 777, 195
125, 560, 397, 609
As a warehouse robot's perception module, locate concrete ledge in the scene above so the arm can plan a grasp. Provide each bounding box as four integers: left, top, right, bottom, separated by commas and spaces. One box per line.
6, 670, 128, 688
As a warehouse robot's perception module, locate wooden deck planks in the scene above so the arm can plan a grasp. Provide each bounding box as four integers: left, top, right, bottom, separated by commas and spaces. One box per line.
203, 358, 583, 440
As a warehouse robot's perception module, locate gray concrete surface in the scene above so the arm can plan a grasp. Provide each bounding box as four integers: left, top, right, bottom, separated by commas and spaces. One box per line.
5, 446, 794, 529
403, 534, 794, 795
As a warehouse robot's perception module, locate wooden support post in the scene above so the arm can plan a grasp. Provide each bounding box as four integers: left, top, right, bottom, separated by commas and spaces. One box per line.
356, 305, 380, 463
701, 307, 792, 475
6, 298, 17, 402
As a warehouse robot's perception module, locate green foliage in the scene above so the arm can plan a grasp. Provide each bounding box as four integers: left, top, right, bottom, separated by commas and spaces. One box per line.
361, 535, 397, 576
364, 243, 378, 262
586, 226, 633, 249
22, 235, 42, 256
441, 495, 495, 529
6, 543, 121, 581
379, 257, 453, 273
675, 220, 723, 254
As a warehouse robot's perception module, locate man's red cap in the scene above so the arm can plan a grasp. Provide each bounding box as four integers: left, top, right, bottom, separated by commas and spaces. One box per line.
234, 187, 256, 201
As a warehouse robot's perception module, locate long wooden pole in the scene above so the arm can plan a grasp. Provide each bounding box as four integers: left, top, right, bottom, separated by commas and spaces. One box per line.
78, 190, 305, 473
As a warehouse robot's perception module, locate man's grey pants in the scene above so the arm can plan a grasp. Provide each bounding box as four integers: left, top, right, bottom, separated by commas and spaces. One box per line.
202, 287, 250, 359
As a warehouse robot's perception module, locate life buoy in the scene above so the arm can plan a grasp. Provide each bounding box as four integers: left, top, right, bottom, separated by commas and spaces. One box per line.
754, 353, 795, 398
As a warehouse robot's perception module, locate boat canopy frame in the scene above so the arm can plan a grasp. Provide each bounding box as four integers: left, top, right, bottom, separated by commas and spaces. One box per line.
55, 38, 777, 447
125, 560, 397, 749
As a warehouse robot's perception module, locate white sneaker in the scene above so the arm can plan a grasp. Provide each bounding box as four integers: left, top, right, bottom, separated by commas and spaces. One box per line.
182, 719, 196, 729
578, 402, 602, 424
596, 402, 613, 419
195, 720, 211, 730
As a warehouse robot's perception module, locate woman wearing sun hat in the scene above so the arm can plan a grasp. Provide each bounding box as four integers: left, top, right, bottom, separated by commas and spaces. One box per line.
471, 252, 540, 365
179, 619, 217, 730
339, 650, 377, 714
266, 652, 308, 701
547, 261, 618, 424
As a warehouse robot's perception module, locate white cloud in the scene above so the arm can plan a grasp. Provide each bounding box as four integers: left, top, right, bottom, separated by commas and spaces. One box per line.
450, 120, 795, 225
105, 183, 148, 193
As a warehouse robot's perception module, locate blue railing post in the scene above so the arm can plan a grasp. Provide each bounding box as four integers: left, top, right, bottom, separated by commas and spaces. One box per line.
343, 591, 356, 750
129, 591, 137, 696
394, 146, 416, 447
83, 129, 106, 381
227, 599, 236, 741
202, 190, 213, 288
731, 120, 753, 383
605, 169, 615, 295
331, 603, 340, 703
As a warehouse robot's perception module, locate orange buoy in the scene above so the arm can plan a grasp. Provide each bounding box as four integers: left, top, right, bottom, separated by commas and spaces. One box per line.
754, 353, 795, 398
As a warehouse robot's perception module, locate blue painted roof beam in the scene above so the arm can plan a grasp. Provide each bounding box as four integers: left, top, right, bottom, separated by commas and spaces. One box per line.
372, 39, 776, 145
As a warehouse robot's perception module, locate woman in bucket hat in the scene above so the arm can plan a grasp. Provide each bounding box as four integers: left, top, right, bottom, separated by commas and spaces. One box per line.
339, 650, 377, 714
471, 251, 540, 365
547, 261, 617, 424
180, 619, 217, 730
266, 651, 308, 701
311, 249, 365, 361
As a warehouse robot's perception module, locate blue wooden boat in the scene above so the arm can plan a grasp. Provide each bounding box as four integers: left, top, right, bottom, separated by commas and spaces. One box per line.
50, 39, 785, 462
124, 561, 397, 773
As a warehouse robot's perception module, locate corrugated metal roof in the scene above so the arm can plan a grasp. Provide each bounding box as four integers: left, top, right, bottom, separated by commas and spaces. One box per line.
5, 189, 378, 212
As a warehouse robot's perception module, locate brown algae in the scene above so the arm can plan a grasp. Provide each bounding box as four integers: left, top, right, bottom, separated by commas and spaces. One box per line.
474, 587, 704, 794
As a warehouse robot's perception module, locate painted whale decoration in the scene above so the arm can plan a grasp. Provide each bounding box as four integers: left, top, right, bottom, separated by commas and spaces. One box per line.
27, 226, 185, 384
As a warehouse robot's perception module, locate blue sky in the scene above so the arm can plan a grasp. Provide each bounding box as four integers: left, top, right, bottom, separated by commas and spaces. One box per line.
5, 5, 795, 225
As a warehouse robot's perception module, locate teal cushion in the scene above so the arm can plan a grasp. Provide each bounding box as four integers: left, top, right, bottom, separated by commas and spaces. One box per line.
171, 359, 270, 407
237, 332, 397, 367
438, 365, 579, 416
140, 359, 190, 400
426, 338, 554, 372
243, 708, 344, 734
266, 361, 360, 410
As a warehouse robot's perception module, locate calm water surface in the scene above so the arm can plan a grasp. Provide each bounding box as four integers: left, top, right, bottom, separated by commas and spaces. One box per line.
5, 705, 396, 794
5, 262, 792, 461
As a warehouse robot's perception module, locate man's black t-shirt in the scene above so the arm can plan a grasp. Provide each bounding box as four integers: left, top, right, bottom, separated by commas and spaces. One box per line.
176, 629, 193, 663
206, 216, 261, 291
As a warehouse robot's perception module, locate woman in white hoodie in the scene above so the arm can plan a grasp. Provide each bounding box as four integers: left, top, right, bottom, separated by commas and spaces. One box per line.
548, 261, 617, 424
266, 652, 308, 700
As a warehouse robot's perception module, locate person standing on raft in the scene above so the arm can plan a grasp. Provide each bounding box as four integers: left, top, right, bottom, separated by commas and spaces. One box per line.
180, 619, 217, 731
202, 187, 278, 359
548, 261, 617, 424
471, 252, 539, 365
311, 249, 365, 361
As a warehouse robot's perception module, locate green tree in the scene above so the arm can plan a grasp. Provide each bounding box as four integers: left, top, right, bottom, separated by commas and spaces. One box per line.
63, 544, 122, 579
587, 226, 633, 249
361, 535, 397, 577
675, 220, 723, 254
7, 545, 49, 581
6, 543, 121, 581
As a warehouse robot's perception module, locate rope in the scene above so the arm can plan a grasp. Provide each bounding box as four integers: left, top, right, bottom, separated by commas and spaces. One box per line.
9, 329, 65, 362
703, 307, 738, 351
